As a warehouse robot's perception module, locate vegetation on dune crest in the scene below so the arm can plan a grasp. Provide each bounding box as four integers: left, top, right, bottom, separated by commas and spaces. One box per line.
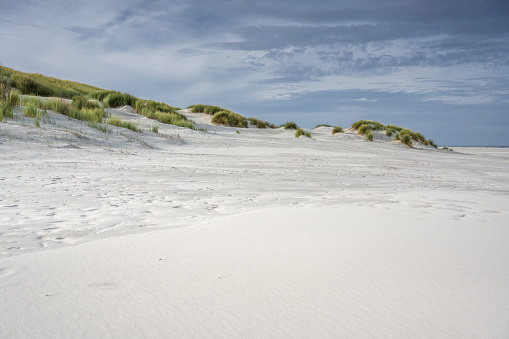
1, 66, 193, 130
188, 104, 226, 115
247, 117, 275, 128
281, 121, 299, 130
351, 119, 437, 148
315, 123, 331, 128
211, 111, 248, 128
189, 104, 253, 128
1, 66, 102, 98
332, 126, 344, 134
295, 128, 311, 138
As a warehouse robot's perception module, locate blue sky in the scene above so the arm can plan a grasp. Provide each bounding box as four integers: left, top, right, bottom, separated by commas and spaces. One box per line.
1, 0, 508, 145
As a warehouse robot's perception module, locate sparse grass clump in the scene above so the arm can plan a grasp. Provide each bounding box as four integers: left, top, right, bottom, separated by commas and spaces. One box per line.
24, 104, 40, 118
282, 121, 299, 130
386, 124, 403, 132
88, 122, 112, 133
106, 116, 140, 132
21, 97, 105, 123
151, 124, 159, 133
0, 101, 14, 121
211, 111, 248, 128
77, 108, 105, 123
72, 95, 100, 109
190, 104, 275, 129
136, 100, 194, 129
332, 126, 344, 134
104, 91, 137, 108
401, 133, 413, 147
136, 100, 179, 114
144, 110, 194, 129
189, 104, 225, 115
247, 117, 274, 128
352, 119, 436, 148
295, 128, 311, 138
366, 131, 374, 141
351, 120, 385, 130
7, 89, 19, 107
357, 124, 372, 135
315, 123, 331, 128
0, 86, 17, 121
34, 119, 40, 127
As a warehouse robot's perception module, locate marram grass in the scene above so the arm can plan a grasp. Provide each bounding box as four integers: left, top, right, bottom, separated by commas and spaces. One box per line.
332, 126, 344, 134
106, 116, 140, 132
211, 111, 248, 128
282, 121, 299, 130
295, 128, 311, 138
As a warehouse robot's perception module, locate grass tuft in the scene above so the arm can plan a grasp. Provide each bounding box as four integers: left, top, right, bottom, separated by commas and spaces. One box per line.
352, 120, 385, 130
315, 123, 331, 128
295, 128, 311, 138
137, 100, 193, 129
7, 89, 19, 107
0, 101, 14, 121
247, 117, 274, 128
106, 116, 140, 132
72, 95, 100, 109
104, 91, 137, 108
366, 131, 374, 141
24, 104, 40, 118
211, 111, 248, 128
0, 85, 16, 121
151, 124, 159, 133
189, 104, 226, 115
282, 121, 299, 130
357, 124, 372, 135
401, 134, 413, 147
332, 126, 344, 134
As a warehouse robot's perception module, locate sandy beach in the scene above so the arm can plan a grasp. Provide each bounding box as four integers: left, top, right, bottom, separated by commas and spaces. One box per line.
1, 107, 508, 337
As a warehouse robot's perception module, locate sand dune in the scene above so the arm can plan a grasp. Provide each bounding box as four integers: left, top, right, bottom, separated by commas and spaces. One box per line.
1, 106, 508, 337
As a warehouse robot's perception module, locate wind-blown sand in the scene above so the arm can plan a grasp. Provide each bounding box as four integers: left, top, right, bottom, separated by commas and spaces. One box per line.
1, 107, 508, 337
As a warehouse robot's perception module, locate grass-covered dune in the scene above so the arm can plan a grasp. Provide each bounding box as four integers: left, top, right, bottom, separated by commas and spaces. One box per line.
1, 66, 192, 130
351, 119, 438, 148
0, 66, 102, 98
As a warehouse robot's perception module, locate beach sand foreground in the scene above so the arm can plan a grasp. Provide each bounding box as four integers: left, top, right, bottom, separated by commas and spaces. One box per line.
1, 107, 508, 337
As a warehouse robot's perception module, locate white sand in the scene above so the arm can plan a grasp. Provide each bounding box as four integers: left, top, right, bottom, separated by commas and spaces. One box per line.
1, 106, 509, 337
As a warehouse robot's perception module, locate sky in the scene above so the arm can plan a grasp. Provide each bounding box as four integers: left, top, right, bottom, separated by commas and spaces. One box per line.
1, 0, 508, 146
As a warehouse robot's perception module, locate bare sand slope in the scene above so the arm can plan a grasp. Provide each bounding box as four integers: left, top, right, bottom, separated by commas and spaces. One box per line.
1, 207, 508, 338
1, 106, 509, 337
